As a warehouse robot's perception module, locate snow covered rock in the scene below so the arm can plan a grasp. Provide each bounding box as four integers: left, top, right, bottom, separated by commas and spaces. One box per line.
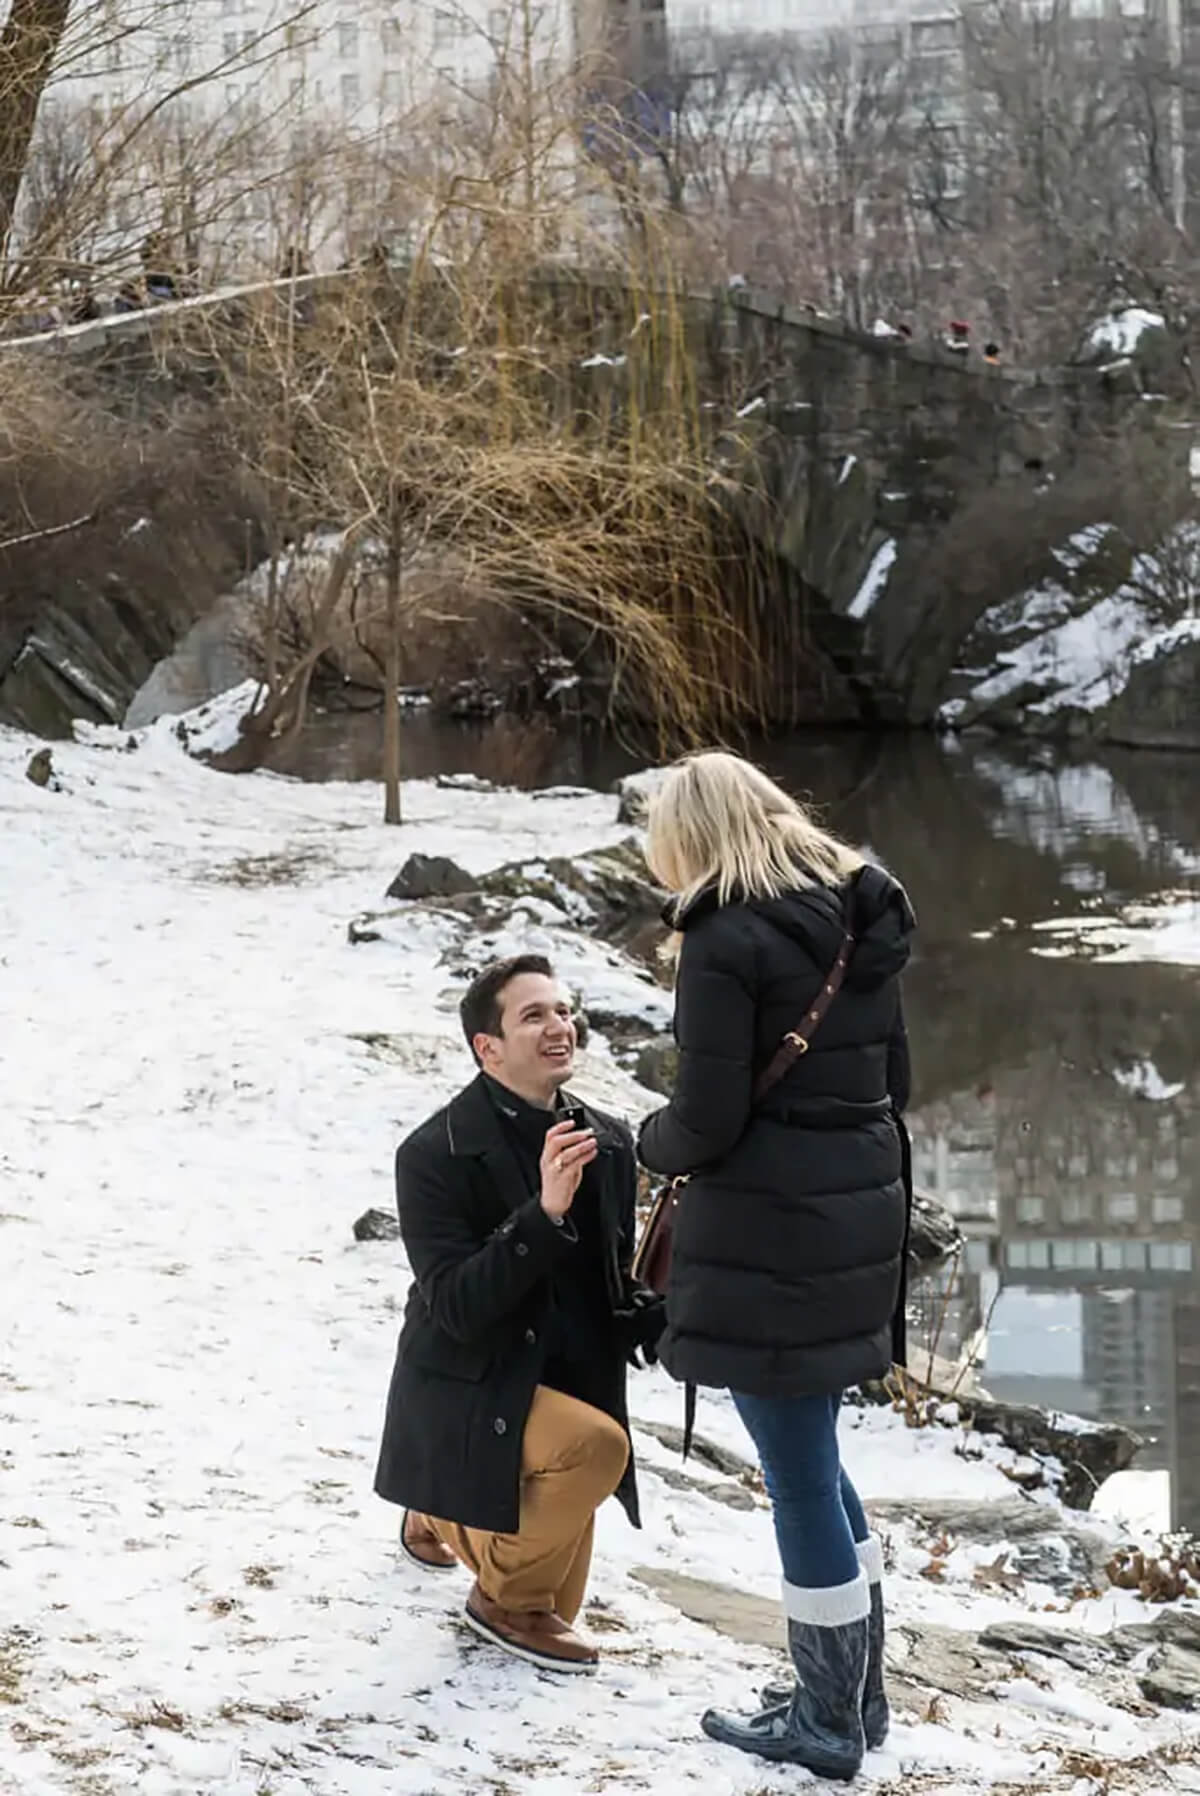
858, 1384, 1142, 1511
125, 592, 257, 726
352, 1206, 401, 1242
475, 838, 665, 954
615, 766, 670, 825
1088, 306, 1165, 355
350, 845, 673, 1060
909, 1189, 962, 1275
940, 524, 1200, 748
1095, 615, 1200, 750
1077, 304, 1181, 396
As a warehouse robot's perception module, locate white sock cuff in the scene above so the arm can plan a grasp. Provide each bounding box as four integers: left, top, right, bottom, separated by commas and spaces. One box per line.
857, 1534, 884, 1585
782, 1569, 870, 1628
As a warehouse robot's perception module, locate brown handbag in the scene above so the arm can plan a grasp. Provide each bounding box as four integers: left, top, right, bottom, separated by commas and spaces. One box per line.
632, 926, 856, 1297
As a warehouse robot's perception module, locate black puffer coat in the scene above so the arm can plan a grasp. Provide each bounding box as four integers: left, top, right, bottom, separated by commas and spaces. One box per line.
637, 863, 914, 1398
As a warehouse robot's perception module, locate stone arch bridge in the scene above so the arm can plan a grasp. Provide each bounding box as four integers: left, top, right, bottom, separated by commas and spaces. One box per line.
1, 270, 1162, 732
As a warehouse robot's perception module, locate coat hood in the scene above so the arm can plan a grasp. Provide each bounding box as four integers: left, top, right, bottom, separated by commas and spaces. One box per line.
674, 862, 914, 990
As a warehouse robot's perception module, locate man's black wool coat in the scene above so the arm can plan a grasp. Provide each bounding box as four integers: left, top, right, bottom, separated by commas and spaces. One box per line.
374, 1075, 648, 1534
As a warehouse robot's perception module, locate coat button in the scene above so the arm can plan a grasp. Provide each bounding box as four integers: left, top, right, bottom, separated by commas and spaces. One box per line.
514, 1242, 529, 1257
524, 1328, 537, 1345
493, 1417, 507, 1436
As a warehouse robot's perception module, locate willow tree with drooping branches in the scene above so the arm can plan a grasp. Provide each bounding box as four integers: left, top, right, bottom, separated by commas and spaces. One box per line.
152, 14, 773, 820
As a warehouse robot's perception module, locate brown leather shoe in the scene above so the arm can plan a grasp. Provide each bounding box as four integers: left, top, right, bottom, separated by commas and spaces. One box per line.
401, 1510, 458, 1572
464, 1581, 599, 1673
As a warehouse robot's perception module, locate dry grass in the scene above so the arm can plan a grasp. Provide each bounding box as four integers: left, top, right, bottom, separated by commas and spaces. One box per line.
0, 1627, 33, 1703
201, 849, 329, 888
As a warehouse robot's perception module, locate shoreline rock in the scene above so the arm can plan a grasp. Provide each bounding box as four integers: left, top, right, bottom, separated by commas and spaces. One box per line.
856, 1377, 1142, 1510
939, 525, 1200, 751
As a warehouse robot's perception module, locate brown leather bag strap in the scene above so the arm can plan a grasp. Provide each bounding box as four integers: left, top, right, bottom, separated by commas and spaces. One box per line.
751, 928, 856, 1103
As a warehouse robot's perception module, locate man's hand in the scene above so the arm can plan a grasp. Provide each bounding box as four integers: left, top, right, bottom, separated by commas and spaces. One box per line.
539, 1118, 597, 1220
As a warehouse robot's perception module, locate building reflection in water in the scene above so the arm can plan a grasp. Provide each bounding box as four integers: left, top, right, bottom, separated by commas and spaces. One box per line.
809, 735, 1200, 1539
906, 973, 1200, 1536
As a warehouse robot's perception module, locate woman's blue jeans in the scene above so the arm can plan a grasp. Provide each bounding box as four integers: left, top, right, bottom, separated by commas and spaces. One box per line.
731, 1391, 867, 1590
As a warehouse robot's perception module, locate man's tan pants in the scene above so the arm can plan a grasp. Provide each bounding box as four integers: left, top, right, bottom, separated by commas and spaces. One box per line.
416, 1385, 629, 1624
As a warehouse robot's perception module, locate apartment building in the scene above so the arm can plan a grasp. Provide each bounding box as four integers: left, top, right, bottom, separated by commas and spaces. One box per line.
48, 0, 573, 124
28, 0, 577, 279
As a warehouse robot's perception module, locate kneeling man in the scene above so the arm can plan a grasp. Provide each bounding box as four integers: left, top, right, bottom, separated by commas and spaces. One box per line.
375, 954, 663, 1672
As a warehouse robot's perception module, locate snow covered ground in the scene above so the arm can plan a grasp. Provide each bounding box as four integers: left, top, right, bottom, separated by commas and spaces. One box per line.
3, 715, 1198, 1796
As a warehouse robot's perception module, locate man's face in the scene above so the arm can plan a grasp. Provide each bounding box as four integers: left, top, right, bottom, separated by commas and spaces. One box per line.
474, 972, 577, 1102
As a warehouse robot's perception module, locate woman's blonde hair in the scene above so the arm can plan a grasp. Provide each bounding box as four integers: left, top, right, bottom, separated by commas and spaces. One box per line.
645, 751, 863, 909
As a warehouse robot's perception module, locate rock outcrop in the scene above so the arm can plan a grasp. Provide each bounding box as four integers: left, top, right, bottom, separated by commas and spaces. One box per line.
941, 523, 1200, 750
855, 1379, 1142, 1511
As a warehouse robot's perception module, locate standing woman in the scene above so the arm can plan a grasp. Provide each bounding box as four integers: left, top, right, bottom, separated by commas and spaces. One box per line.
638, 752, 914, 1781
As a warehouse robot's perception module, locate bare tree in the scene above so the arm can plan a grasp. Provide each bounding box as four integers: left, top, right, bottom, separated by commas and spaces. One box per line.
0, 0, 71, 264
0, 0, 324, 313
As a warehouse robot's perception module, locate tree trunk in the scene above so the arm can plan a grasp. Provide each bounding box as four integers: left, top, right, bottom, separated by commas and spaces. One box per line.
382, 504, 402, 826
220, 531, 358, 773
0, 0, 73, 272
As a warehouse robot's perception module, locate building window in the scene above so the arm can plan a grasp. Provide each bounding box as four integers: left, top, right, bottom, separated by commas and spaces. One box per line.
1016, 1195, 1045, 1224
1006, 1241, 1029, 1269
1059, 1191, 1095, 1224
1152, 1194, 1184, 1224
174, 36, 190, 71
223, 31, 239, 59
242, 29, 255, 52
341, 71, 361, 108
912, 19, 957, 53
1051, 1239, 1098, 1271
339, 20, 359, 58
1149, 1240, 1193, 1272
489, 6, 508, 38
433, 9, 458, 46
383, 18, 403, 54
1106, 1192, 1139, 1224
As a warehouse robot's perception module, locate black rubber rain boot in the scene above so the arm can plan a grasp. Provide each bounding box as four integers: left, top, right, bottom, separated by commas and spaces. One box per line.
760, 1535, 889, 1749
859, 1535, 889, 1749
702, 1573, 869, 1781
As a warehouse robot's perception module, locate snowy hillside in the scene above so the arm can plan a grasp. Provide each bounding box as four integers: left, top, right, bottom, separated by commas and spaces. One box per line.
2, 716, 1198, 1796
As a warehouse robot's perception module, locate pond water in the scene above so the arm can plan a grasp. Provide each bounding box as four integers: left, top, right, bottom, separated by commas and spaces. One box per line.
288, 707, 1200, 1535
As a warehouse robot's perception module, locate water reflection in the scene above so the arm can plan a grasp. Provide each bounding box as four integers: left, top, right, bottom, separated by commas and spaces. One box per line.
813, 736, 1200, 1537
284, 708, 1200, 1532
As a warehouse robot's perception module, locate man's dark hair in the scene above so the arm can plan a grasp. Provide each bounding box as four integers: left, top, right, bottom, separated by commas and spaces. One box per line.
460, 954, 555, 1061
